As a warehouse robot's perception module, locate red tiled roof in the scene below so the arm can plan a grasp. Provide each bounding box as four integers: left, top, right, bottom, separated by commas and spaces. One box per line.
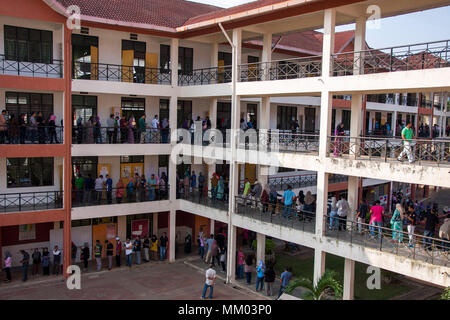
313, 30, 356, 53
56, 0, 220, 29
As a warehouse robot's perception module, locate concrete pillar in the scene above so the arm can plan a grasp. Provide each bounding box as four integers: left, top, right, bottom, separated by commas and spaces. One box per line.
262, 33, 272, 81
226, 225, 237, 283
313, 249, 326, 286
210, 219, 215, 235
258, 165, 269, 189
321, 9, 335, 77
211, 43, 219, 68
393, 111, 398, 136
256, 232, 266, 264
170, 38, 179, 87
169, 96, 177, 143
259, 96, 270, 130
343, 258, 355, 300
169, 157, 177, 201
118, 215, 127, 240
152, 213, 158, 236
347, 176, 359, 222
350, 94, 362, 156
353, 15, 366, 75
315, 170, 329, 235
168, 210, 176, 262
207, 163, 215, 191
319, 92, 333, 158
210, 99, 217, 129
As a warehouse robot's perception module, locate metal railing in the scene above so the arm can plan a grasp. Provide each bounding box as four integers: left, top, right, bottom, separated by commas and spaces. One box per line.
0, 125, 64, 144
328, 136, 450, 166
0, 191, 63, 213
0, 54, 63, 78
235, 196, 316, 233
177, 188, 229, 211
72, 185, 169, 207
332, 39, 450, 76
72, 126, 170, 144
178, 66, 232, 86
255, 130, 320, 154
72, 61, 172, 84
325, 215, 450, 267
239, 56, 322, 82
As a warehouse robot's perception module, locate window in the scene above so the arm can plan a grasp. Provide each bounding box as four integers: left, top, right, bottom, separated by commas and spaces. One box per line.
72, 156, 98, 179
72, 95, 97, 125
177, 100, 192, 128
178, 47, 193, 75
4, 25, 52, 63
7, 157, 54, 188
122, 40, 146, 83
6, 92, 53, 121
120, 156, 144, 164
160, 44, 171, 72
121, 97, 145, 120
218, 52, 232, 66
72, 34, 99, 79
72, 219, 92, 228
277, 106, 297, 130
159, 99, 169, 121
342, 110, 351, 131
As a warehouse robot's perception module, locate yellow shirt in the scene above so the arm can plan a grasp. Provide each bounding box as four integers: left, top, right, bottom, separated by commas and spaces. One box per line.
150, 240, 158, 251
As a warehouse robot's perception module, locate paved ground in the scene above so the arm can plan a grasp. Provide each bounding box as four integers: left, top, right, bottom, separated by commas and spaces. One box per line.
0, 259, 263, 300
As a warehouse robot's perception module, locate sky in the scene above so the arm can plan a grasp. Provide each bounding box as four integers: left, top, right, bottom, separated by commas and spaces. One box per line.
190, 1, 450, 49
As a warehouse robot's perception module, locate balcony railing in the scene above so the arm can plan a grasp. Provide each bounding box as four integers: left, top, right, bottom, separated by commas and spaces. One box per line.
255, 130, 320, 154
72, 186, 169, 208
325, 215, 449, 267
178, 66, 232, 86
235, 196, 316, 233
72, 127, 170, 144
177, 188, 229, 211
328, 136, 450, 166
0, 54, 63, 78
332, 39, 450, 76
72, 61, 171, 84
0, 125, 63, 144
239, 56, 322, 82
0, 191, 63, 213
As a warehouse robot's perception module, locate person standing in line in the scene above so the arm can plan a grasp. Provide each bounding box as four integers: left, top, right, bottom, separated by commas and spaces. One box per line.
52, 246, 61, 275
256, 260, 265, 292
282, 185, 296, 219
405, 204, 417, 248
105, 174, 113, 204
333, 122, 345, 157
397, 121, 415, 164
81, 243, 89, 271
204, 234, 215, 265
369, 200, 384, 239
143, 236, 150, 262
277, 266, 292, 299
329, 197, 339, 230
198, 172, 205, 201
115, 237, 122, 267
106, 240, 114, 270
42, 247, 50, 275
3, 251, 12, 283
125, 239, 133, 268
219, 246, 226, 272
94, 175, 104, 204
20, 250, 30, 282
184, 233, 192, 255
201, 264, 216, 300
159, 232, 168, 261
151, 115, 159, 143
134, 236, 142, 265
150, 235, 158, 261
31, 248, 41, 276
94, 240, 102, 271
116, 178, 124, 204
423, 208, 440, 250
356, 198, 368, 234
336, 195, 349, 231
244, 254, 254, 284
236, 247, 245, 279
390, 203, 404, 243
106, 114, 115, 144
198, 228, 205, 259
264, 263, 276, 296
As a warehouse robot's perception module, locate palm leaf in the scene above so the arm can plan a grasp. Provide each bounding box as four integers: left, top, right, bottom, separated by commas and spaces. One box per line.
284, 278, 314, 296
315, 270, 343, 300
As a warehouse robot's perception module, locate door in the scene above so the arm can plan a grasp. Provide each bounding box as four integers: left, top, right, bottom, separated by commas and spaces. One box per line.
145, 52, 158, 84
304, 107, 316, 133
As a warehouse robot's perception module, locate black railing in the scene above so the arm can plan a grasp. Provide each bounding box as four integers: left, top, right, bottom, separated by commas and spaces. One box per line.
72, 126, 170, 144
178, 66, 232, 86
0, 191, 63, 213
328, 136, 450, 166
0, 125, 63, 144
332, 39, 450, 76
256, 130, 320, 154
239, 56, 322, 82
0, 54, 63, 78
177, 188, 229, 211
72, 61, 171, 84
325, 215, 450, 267
235, 196, 316, 233
72, 185, 169, 207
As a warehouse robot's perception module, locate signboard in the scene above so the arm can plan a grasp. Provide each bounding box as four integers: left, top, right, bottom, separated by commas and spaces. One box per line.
131, 220, 149, 238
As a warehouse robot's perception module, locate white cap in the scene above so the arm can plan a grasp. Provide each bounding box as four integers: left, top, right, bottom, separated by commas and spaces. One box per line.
115, 237, 120, 241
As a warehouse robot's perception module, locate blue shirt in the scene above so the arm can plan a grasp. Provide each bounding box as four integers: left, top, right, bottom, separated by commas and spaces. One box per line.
283, 190, 295, 206
280, 271, 292, 287
106, 178, 113, 191
191, 174, 196, 187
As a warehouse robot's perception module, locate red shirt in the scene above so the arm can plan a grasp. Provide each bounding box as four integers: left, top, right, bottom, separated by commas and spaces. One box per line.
370, 205, 384, 223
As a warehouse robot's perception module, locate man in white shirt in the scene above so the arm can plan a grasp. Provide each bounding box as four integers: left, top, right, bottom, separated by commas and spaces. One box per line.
151, 115, 160, 143
125, 238, 133, 268
201, 264, 216, 299
336, 196, 349, 231
94, 175, 105, 204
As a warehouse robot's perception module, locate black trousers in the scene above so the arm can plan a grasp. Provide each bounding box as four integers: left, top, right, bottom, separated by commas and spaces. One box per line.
116, 255, 121, 267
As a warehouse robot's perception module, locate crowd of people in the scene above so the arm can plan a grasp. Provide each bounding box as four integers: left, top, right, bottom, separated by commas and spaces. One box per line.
0, 110, 61, 144
72, 171, 169, 205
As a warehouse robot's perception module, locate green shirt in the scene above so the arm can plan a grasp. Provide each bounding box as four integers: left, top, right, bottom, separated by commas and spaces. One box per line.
243, 182, 251, 196
401, 127, 413, 142
75, 177, 84, 190
139, 118, 146, 132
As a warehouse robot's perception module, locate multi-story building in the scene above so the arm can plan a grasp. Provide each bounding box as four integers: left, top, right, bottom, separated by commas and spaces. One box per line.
0, 0, 449, 299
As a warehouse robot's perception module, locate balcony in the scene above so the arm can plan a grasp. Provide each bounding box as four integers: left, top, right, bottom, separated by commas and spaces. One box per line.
328, 136, 450, 167
0, 125, 63, 144
0, 54, 63, 78
239, 56, 322, 82
0, 191, 63, 213
177, 189, 229, 212
332, 39, 450, 76
72, 127, 170, 144
178, 66, 232, 86
72, 61, 171, 85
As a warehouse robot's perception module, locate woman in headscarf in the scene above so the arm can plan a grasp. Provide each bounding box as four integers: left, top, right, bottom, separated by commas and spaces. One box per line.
303, 191, 315, 212
217, 176, 225, 201
333, 122, 345, 157
390, 203, 404, 243
329, 197, 338, 230
3, 251, 12, 282
256, 259, 266, 292
128, 116, 135, 144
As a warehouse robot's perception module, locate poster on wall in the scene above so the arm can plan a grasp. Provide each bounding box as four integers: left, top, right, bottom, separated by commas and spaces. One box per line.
379, 195, 388, 204
98, 164, 111, 177
131, 220, 149, 238
133, 165, 143, 177
121, 165, 132, 179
